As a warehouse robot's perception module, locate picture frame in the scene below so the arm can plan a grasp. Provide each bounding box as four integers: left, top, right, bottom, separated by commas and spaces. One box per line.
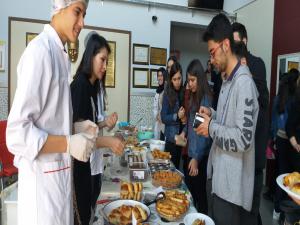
133, 43, 149, 65
0, 43, 5, 71
150, 69, 159, 89
287, 61, 299, 71
26, 32, 39, 46
105, 41, 116, 88
133, 68, 149, 88
150, 47, 167, 66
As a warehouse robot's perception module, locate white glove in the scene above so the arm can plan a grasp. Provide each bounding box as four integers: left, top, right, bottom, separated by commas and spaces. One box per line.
74, 120, 99, 138
66, 133, 95, 162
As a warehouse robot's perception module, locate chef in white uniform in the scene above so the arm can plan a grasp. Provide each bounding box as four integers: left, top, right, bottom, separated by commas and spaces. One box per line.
5, 1, 95, 225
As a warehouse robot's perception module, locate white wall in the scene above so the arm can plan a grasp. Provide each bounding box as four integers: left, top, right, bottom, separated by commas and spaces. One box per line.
171, 25, 209, 77
0, 0, 215, 90
235, 0, 274, 91
224, 0, 256, 13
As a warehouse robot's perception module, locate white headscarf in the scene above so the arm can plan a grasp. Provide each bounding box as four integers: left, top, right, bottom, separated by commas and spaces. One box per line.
51, 0, 89, 17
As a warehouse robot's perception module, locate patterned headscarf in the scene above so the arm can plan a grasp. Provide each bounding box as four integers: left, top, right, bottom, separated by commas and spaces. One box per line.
51, 0, 89, 17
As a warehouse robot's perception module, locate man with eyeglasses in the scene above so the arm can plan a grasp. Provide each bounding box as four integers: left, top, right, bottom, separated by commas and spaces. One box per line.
232, 22, 269, 225
195, 14, 259, 225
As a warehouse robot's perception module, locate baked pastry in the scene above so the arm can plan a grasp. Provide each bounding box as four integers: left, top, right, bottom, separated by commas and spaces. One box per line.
151, 149, 171, 160
156, 190, 189, 221
291, 183, 300, 195
152, 170, 182, 189
192, 219, 205, 225
120, 181, 143, 201
283, 172, 300, 187
108, 205, 148, 225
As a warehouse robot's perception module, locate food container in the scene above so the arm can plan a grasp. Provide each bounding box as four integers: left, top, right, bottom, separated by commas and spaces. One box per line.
184, 213, 215, 225
137, 131, 154, 141
149, 139, 165, 151
156, 190, 190, 222
129, 162, 149, 182
101, 199, 150, 224
151, 170, 183, 189
148, 160, 171, 174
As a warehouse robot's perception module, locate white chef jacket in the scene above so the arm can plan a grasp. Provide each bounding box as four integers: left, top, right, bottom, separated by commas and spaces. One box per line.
90, 84, 105, 176
6, 24, 73, 225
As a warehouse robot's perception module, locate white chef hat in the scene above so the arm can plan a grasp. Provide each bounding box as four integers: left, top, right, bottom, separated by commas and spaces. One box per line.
51, 0, 89, 17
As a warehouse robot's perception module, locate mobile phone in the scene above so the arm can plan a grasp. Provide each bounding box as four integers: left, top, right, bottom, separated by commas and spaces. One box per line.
193, 113, 204, 128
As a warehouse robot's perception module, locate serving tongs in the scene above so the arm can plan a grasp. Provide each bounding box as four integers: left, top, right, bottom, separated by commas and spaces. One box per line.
144, 192, 166, 206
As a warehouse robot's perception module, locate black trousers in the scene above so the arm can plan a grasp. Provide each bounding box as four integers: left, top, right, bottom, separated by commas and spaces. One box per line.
165, 141, 182, 169
244, 170, 263, 225
73, 159, 92, 225
185, 156, 208, 214
91, 173, 102, 210
211, 194, 258, 225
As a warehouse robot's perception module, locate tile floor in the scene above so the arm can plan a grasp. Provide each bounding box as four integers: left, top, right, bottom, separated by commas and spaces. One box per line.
260, 187, 279, 225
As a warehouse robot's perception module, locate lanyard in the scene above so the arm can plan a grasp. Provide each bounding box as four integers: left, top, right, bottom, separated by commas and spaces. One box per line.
90, 96, 97, 123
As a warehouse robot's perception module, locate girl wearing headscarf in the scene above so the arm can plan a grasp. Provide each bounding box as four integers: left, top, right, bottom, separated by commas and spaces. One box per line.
153, 67, 167, 140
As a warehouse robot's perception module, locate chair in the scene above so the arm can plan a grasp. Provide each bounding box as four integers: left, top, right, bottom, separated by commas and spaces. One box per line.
0, 120, 18, 191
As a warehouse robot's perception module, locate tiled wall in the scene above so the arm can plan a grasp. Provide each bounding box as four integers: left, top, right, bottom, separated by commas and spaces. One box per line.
129, 93, 155, 128
0, 88, 8, 120
0, 90, 155, 126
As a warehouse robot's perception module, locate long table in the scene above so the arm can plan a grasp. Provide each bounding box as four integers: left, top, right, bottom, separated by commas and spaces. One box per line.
92, 155, 197, 225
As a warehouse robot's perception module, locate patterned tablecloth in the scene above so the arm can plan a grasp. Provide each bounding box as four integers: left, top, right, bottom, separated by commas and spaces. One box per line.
92, 160, 197, 225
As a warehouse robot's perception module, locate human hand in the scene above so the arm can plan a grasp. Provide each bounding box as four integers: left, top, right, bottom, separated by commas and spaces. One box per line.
188, 158, 198, 176
290, 136, 300, 152
175, 132, 187, 147
74, 120, 98, 138
199, 106, 211, 117
194, 113, 211, 137
106, 136, 125, 156
66, 133, 95, 162
106, 112, 118, 129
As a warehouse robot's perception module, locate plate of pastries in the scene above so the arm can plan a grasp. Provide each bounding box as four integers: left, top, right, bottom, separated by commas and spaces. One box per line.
152, 170, 183, 189
120, 181, 143, 201
103, 199, 150, 225
184, 213, 215, 225
156, 190, 190, 221
277, 172, 300, 200
150, 149, 171, 160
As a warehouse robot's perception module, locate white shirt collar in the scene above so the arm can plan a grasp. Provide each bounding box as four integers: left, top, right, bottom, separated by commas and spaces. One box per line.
44, 24, 66, 52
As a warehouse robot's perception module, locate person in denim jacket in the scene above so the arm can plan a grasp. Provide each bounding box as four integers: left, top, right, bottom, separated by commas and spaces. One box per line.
161, 61, 184, 169
178, 59, 212, 213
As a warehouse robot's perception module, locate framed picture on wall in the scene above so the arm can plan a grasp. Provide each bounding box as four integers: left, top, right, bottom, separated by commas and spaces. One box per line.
105, 41, 116, 88
150, 47, 167, 66
133, 44, 149, 65
133, 68, 149, 88
0, 43, 5, 71
26, 32, 39, 46
150, 69, 158, 89
287, 61, 299, 71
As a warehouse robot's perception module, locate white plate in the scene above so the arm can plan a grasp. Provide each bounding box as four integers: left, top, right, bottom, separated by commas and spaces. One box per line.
276, 173, 300, 200
184, 213, 215, 225
102, 199, 150, 221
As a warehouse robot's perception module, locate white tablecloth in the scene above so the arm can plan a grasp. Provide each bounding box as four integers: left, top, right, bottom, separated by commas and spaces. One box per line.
92, 164, 197, 225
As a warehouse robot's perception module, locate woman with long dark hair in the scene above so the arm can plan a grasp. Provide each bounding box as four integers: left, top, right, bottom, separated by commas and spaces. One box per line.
161, 61, 184, 169
153, 67, 167, 140
179, 59, 212, 213
271, 69, 299, 219
71, 33, 124, 225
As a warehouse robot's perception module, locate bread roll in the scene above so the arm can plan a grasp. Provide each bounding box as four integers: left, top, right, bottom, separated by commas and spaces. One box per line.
136, 205, 147, 221
291, 183, 300, 195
